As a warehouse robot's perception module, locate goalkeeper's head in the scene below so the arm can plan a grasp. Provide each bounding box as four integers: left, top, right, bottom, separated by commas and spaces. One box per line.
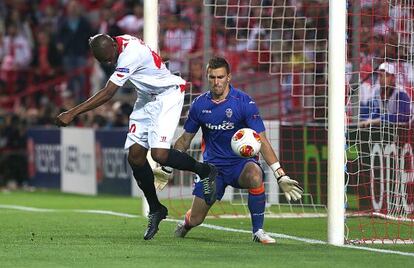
206, 56, 232, 100
89, 34, 119, 67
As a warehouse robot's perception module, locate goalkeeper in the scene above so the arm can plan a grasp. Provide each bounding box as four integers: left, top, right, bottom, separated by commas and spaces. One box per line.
154, 57, 303, 243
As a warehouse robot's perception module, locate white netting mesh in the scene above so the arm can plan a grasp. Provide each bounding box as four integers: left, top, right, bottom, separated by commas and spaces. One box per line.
204, 0, 328, 120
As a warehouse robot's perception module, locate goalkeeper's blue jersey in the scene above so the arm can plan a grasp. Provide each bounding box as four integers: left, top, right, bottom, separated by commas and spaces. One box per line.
184, 85, 265, 165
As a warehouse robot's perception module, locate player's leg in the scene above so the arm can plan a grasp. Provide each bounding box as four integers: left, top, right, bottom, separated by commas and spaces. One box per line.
238, 161, 275, 244
175, 196, 211, 238
128, 143, 168, 240
175, 172, 225, 238
128, 143, 163, 212
125, 93, 167, 240
149, 86, 217, 205
151, 148, 214, 187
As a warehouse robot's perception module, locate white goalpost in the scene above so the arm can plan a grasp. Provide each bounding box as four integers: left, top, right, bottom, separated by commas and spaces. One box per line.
327, 0, 346, 246
141, 0, 160, 217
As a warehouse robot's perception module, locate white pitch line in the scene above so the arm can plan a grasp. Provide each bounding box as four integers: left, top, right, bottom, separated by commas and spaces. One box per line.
0, 204, 57, 212
73, 209, 139, 218
1, 204, 413, 257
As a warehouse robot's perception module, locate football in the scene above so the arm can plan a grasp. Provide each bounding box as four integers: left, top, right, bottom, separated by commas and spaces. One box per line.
231, 128, 261, 158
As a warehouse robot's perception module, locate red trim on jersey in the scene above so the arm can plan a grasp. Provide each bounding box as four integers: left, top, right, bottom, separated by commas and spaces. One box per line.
179, 84, 186, 92
114, 36, 125, 54
116, 73, 124, 78
211, 98, 228, 104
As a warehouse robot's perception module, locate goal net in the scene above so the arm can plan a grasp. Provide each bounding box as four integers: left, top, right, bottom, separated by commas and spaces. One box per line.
345, 0, 414, 244
157, 0, 414, 243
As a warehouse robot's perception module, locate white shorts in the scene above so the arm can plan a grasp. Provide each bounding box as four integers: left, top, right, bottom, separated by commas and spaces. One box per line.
124, 85, 185, 150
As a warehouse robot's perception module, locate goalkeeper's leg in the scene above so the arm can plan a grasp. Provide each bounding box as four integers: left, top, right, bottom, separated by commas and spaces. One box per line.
238, 162, 275, 244
175, 196, 211, 238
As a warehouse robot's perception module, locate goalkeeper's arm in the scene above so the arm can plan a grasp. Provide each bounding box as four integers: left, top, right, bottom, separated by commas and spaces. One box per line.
154, 131, 196, 190
258, 131, 303, 201
173, 131, 196, 152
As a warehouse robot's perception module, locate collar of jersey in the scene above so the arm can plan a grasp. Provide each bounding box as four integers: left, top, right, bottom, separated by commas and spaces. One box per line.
207, 85, 234, 104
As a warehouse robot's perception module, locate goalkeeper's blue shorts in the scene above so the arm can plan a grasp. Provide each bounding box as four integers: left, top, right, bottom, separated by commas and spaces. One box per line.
192, 159, 264, 201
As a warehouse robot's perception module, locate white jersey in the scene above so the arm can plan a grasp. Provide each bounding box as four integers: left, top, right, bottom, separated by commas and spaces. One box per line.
109, 34, 186, 94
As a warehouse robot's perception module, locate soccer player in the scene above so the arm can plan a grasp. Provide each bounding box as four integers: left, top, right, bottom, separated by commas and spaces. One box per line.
163, 56, 303, 243
55, 34, 218, 240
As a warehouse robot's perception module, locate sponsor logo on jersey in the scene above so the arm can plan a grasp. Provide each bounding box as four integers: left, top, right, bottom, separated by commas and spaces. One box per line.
249, 101, 255, 104
225, 108, 233, 118
202, 110, 212, 113
205, 121, 234, 130
115, 67, 130, 73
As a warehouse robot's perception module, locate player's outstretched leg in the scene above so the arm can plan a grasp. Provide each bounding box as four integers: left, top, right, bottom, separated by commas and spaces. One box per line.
174, 222, 190, 238
144, 204, 168, 240
160, 149, 218, 205
201, 164, 217, 205
174, 210, 193, 238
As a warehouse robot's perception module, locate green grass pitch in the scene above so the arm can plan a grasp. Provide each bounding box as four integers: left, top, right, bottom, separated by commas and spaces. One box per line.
0, 190, 413, 267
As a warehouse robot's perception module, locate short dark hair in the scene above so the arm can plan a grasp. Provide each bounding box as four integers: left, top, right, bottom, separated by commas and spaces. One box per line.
206, 56, 230, 74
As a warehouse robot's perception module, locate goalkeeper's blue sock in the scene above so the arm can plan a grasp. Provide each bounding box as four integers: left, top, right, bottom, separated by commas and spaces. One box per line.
248, 184, 266, 233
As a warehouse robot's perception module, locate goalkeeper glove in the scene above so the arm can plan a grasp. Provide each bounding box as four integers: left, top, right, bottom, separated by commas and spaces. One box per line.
153, 166, 173, 191
277, 175, 303, 201
271, 162, 303, 202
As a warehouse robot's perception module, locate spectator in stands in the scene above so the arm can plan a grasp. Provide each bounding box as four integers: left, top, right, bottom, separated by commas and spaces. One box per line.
96, 6, 122, 37
359, 62, 412, 127
5, 7, 34, 49
161, 16, 195, 73
116, 3, 144, 37
0, 22, 32, 93
36, 4, 60, 35
56, 0, 94, 101
0, 113, 27, 187
187, 60, 203, 93
31, 30, 62, 82
0, 23, 32, 71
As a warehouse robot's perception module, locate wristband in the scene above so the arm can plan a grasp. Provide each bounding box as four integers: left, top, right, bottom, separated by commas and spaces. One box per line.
270, 162, 281, 172
270, 162, 285, 179
162, 166, 173, 173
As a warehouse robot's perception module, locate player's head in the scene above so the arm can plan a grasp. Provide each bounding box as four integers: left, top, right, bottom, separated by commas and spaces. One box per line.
206, 56, 232, 99
89, 34, 118, 66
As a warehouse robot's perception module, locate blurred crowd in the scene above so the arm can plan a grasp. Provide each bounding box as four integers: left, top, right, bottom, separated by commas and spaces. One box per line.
0, 0, 413, 186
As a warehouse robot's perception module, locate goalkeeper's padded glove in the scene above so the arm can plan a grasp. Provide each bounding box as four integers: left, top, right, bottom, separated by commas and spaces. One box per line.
276, 175, 303, 202
271, 162, 303, 201
153, 166, 173, 191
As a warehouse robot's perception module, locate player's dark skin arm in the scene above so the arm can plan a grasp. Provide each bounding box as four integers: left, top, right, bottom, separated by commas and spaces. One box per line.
56, 81, 119, 127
